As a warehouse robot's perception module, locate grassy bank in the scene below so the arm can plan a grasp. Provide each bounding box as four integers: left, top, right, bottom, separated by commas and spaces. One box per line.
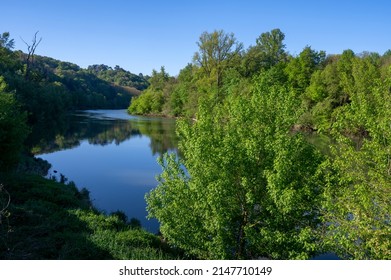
0, 173, 180, 259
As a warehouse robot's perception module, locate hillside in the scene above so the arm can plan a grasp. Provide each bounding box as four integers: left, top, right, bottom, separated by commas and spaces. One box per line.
87, 64, 149, 91
0, 40, 148, 123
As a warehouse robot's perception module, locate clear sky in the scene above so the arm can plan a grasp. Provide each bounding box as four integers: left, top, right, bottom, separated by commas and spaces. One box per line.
1, 0, 390, 76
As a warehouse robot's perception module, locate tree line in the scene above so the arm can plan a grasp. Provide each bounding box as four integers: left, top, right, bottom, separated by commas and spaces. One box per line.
138, 29, 391, 259
0, 31, 149, 121
0, 31, 150, 170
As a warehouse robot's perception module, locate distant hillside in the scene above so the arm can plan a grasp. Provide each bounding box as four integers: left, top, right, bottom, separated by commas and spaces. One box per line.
29, 55, 145, 110
87, 64, 149, 91
0, 39, 148, 123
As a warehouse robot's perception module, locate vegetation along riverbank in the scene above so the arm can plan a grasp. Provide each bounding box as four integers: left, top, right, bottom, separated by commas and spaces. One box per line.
1, 28, 390, 259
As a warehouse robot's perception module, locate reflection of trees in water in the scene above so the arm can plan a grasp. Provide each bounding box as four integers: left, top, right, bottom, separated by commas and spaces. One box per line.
31, 113, 178, 156
86, 120, 142, 146
132, 119, 178, 155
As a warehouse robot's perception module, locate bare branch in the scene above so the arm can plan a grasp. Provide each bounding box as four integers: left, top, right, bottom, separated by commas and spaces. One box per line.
20, 31, 42, 79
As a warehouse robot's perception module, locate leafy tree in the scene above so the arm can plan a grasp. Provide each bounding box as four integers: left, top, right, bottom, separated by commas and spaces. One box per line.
321, 63, 391, 260
149, 66, 170, 91
147, 66, 326, 259
193, 30, 243, 95
0, 77, 29, 170
128, 67, 174, 116
0, 32, 15, 50
165, 64, 199, 117
256, 28, 287, 65
242, 28, 287, 76
0, 33, 21, 76
286, 46, 326, 93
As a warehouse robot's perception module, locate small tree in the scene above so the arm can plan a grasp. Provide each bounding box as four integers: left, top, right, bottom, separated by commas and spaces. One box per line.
0, 32, 15, 49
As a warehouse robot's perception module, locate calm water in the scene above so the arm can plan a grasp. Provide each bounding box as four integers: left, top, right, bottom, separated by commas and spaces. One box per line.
36, 110, 178, 233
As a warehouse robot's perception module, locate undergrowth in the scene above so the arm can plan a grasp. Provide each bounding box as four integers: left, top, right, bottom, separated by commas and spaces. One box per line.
0, 173, 180, 259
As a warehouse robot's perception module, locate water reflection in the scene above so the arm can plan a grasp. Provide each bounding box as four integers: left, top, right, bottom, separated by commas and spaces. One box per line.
32, 110, 178, 156
34, 110, 178, 233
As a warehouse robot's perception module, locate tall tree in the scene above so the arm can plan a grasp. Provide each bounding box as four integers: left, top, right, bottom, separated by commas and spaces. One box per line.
193, 30, 243, 96
242, 29, 287, 77
255, 28, 287, 65
286, 46, 326, 93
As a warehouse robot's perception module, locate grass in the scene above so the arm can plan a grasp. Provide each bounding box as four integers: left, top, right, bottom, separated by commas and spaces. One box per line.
0, 173, 180, 259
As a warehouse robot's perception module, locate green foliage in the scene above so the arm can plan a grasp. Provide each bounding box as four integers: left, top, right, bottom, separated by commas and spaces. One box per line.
0, 32, 14, 49
242, 28, 287, 76
147, 66, 326, 259
0, 32, 146, 125
128, 67, 173, 116
143, 30, 391, 259
286, 46, 326, 93
129, 30, 246, 118
0, 79, 29, 170
321, 68, 391, 259
87, 64, 149, 90
193, 30, 243, 97
0, 174, 179, 259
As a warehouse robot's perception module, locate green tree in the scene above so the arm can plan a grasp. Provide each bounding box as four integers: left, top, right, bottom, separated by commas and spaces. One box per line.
149, 66, 170, 91
128, 67, 174, 116
256, 28, 286, 66
321, 64, 391, 259
0, 77, 29, 170
242, 28, 287, 76
166, 64, 199, 117
286, 46, 326, 93
0, 32, 20, 75
147, 67, 326, 259
0, 32, 15, 49
193, 30, 243, 96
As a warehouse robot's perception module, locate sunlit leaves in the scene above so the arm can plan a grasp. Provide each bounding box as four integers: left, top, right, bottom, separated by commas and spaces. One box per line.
147, 66, 326, 259
322, 68, 391, 259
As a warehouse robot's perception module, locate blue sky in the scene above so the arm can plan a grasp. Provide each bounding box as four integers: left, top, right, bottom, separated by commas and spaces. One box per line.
1, 0, 390, 75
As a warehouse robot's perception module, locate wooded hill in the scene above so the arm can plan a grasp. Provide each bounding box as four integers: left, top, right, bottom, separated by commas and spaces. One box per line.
0, 31, 148, 124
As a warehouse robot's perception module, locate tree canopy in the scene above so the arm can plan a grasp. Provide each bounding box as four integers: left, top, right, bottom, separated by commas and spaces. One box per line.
141, 29, 391, 259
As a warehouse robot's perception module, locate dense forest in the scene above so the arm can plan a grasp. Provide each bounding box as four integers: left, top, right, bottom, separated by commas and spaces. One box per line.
133, 29, 391, 259
1, 28, 391, 259
0, 31, 148, 125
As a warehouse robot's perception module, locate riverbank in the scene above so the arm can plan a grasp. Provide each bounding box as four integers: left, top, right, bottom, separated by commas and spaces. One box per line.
0, 171, 182, 259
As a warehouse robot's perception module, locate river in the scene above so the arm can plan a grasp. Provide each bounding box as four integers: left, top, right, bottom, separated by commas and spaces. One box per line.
34, 109, 178, 233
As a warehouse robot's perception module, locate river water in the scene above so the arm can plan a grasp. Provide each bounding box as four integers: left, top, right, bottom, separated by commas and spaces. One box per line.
35, 109, 178, 233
